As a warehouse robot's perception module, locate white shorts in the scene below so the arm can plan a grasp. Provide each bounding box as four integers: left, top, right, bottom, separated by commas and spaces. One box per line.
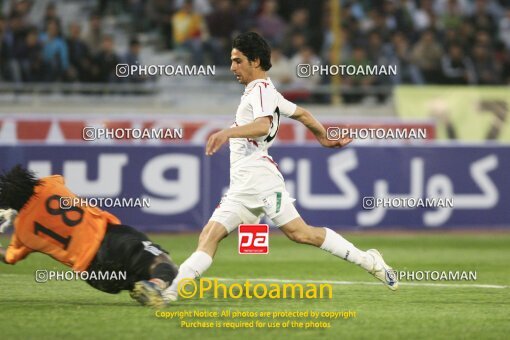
210, 156, 300, 233
210, 190, 300, 233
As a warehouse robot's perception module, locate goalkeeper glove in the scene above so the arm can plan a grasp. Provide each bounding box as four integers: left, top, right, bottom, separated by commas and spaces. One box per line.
0, 209, 17, 233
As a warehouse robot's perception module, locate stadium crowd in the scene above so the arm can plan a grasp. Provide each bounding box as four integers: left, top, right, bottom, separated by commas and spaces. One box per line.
0, 0, 509, 89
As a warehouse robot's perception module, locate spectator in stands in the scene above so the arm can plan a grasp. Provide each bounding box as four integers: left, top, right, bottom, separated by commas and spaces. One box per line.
205, 0, 236, 65
360, 8, 377, 32
470, 0, 498, 36
474, 30, 494, 51
442, 27, 462, 49
383, 0, 414, 33
339, 11, 366, 53
39, 19, 69, 81
8, 13, 30, 60
128, 0, 148, 33
365, 31, 392, 66
268, 46, 292, 88
172, 0, 207, 65
282, 9, 313, 57
500, 9, 510, 50
42, 2, 62, 36
411, 29, 444, 83
121, 37, 146, 83
91, 35, 119, 82
290, 45, 321, 91
123, 37, 141, 66
345, 0, 365, 21
440, 0, 464, 31
147, 0, 176, 49
256, 0, 286, 45
0, 15, 14, 81
458, 21, 476, 49
361, 9, 391, 40
83, 12, 103, 55
66, 23, 92, 82
16, 28, 44, 82
474, 29, 497, 62
389, 33, 424, 84
283, 31, 307, 58
471, 44, 500, 84
8, 0, 31, 18
234, 0, 257, 34
342, 46, 375, 103
383, 1, 398, 31
411, 0, 437, 32
441, 44, 476, 84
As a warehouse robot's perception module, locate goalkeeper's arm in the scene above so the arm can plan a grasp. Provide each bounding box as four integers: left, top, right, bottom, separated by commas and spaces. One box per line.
0, 209, 17, 264
290, 106, 352, 148
0, 246, 6, 264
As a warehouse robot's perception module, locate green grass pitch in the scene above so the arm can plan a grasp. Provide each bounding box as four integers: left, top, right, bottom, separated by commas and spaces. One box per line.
1, 233, 509, 339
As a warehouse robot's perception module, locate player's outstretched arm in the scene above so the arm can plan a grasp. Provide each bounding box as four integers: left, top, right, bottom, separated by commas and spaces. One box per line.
205, 117, 271, 155
290, 106, 352, 148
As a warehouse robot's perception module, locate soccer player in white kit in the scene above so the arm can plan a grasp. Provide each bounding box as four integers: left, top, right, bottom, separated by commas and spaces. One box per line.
157, 32, 398, 304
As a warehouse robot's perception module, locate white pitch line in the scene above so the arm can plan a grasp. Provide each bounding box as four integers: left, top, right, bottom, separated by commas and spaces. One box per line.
210, 277, 508, 289
3, 273, 507, 289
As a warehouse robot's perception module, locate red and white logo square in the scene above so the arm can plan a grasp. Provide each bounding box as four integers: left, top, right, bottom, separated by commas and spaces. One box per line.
238, 224, 269, 254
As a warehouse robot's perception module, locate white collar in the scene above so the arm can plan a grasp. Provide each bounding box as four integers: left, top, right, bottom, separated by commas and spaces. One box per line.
244, 77, 272, 92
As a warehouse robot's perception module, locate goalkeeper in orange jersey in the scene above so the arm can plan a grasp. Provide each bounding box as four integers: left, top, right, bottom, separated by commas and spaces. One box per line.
0, 165, 177, 307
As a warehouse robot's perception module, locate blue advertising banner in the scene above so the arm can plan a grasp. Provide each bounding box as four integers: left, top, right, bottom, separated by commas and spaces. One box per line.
0, 145, 508, 231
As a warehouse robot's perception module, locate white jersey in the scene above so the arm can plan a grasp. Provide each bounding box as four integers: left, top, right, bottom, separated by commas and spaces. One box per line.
227, 77, 297, 199
230, 77, 296, 167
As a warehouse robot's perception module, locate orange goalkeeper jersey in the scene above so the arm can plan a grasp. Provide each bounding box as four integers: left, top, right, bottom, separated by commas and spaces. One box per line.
5, 175, 121, 271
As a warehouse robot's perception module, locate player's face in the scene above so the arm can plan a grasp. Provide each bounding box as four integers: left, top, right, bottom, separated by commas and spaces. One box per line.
230, 48, 257, 85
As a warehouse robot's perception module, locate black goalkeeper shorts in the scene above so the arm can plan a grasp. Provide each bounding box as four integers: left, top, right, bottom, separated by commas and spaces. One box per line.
86, 224, 168, 294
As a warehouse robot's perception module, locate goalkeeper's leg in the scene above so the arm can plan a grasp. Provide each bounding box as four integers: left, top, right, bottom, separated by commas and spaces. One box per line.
130, 253, 178, 307
163, 221, 227, 301
280, 217, 398, 290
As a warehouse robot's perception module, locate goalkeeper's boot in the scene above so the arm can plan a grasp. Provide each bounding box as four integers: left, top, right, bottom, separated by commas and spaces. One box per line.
366, 249, 399, 291
130, 280, 165, 307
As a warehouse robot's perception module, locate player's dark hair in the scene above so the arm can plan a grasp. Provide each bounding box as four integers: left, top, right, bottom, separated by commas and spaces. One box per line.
232, 32, 272, 71
0, 165, 39, 211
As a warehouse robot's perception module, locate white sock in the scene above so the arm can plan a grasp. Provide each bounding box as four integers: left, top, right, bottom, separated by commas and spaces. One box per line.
166, 250, 213, 293
320, 228, 373, 270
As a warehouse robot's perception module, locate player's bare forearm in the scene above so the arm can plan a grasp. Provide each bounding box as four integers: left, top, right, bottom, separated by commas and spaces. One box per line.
291, 106, 326, 140
206, 117, 271, 156
291, 106, 352, 148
